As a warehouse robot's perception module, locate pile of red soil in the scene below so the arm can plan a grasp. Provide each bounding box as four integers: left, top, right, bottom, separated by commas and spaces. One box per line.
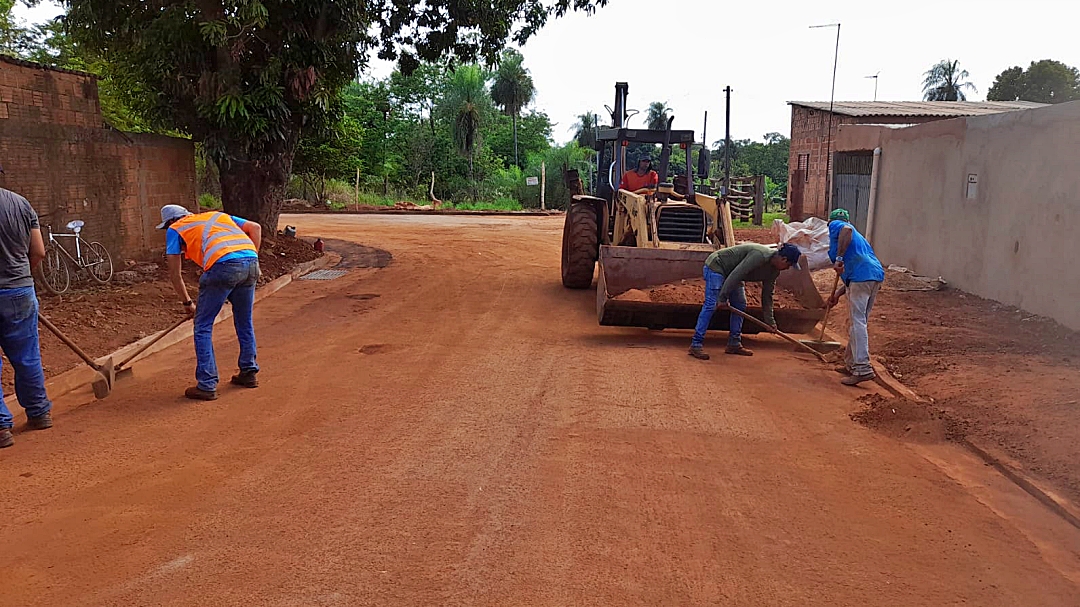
257, 236, 321, 285
850, 394, 966, 444
615, 278, 806, 309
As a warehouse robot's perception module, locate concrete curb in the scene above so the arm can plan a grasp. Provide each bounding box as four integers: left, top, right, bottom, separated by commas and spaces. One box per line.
820, 325, 1080, 530
9, 254, 335, 405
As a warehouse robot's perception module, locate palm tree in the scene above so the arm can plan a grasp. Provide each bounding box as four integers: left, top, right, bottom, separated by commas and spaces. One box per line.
490, 49, 535, 168
571, 112, 597, 149
923, 59, 978, 101
440, 65, 492, 199
646, 101, 672, 130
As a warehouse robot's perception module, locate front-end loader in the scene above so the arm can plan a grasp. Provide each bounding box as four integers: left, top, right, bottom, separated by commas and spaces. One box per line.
560, 82, 824, 335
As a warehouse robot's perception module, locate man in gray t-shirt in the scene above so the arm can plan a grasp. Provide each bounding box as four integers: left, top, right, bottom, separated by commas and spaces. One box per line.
0, 187, 41, 289
0, 165, 54, 448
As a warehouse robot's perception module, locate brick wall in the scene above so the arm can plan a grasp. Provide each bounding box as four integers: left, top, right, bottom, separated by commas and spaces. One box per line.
787, 105, 940, 220
0, 56, 195, 260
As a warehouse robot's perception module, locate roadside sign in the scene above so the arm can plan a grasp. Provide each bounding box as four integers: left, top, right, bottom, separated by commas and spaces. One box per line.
525, 176, 540, 186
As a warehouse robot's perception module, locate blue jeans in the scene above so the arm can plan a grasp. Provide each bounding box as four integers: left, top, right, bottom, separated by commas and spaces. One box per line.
691, 266, 747, 348
194, 259, 260, 391
0, 287, 52, 428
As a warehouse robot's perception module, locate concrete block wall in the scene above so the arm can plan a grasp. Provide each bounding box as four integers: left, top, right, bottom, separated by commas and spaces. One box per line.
0, 56, 195, 260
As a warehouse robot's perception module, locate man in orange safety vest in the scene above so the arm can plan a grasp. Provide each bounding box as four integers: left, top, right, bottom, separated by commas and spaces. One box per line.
158, 205, 262, 400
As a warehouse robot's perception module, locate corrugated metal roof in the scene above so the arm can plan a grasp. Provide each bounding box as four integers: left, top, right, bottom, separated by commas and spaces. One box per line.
788, 100, 1046, 118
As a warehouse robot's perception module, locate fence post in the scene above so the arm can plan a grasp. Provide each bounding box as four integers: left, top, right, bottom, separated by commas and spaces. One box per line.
355, 166, 360, 211
541, 161, 546, 211
753, 174, 765, 225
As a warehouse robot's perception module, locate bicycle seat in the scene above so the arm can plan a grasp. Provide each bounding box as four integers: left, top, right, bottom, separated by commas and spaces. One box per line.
66, 220, 85, 232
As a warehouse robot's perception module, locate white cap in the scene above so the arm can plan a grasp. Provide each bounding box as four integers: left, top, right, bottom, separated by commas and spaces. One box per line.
157, 204, 193, 229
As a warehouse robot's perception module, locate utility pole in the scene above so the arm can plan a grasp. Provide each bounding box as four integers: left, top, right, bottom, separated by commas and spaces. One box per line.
723, 86, 732, 198
811, 22, 841, 213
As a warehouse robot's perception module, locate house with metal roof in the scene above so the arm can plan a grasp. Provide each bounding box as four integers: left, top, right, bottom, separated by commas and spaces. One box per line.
786, 101, 1046, 220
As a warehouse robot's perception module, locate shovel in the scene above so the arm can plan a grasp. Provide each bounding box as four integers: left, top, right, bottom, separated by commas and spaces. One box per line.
800, 272, 843, 355
113, 316, 190, 380
38, 314, 115, 399
726, 306, 829, 363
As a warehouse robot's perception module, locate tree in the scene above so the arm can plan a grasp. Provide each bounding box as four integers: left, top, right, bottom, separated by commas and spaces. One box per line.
293, 114, 364, 204
988, 60, 1080, 104
646, 101, 671, 130
62, 0, 609, 231
923, 59, 977, 101
0, 0, 32, 56
571, 112, 598, 149
440, 65, 492, 200
487, 110, 552, 168
490, 49, 535, 167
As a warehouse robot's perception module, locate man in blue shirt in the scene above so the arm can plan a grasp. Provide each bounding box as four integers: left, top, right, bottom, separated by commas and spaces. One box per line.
827, 208, 885, 386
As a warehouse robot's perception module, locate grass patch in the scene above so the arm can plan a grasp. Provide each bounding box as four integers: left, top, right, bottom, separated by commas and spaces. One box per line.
733, 211, 787, 229
450, 197, 522, 212
198, 193, 222, 210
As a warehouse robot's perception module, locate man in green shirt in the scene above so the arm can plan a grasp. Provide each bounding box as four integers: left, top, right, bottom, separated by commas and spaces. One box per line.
688, 243, 801, 359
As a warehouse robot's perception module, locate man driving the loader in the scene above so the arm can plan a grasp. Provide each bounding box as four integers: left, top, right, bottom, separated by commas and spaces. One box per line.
619, 156, 659, 193
688, 243, 802, 360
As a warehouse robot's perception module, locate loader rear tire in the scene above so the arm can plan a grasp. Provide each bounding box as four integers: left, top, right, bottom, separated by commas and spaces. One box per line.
561, 202, 598, 289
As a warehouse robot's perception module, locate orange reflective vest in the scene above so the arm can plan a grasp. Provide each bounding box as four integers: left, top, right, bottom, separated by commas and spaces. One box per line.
170, 212, 257, 270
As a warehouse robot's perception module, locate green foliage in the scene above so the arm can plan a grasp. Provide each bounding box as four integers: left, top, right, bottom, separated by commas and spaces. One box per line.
572, 112, 598, 149
923, 59, 977, 101
733, 212, 788, 230
646, 101, 672, 130
521, 141, 591, 210
438, 64, 494, 198
59, 0, 607, 228
0, 0, 33, 56
490, 49, 536, 167
198, 193, 223, 210
452, 199, 522, 211
711, 133, 790, 205
486, 110, 552, 169
988, 60, 1080, 104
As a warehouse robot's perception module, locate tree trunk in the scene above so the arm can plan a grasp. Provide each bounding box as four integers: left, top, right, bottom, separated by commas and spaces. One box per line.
469, 151, 476, 202
218, 156, 291, 235
513, 113, 519, 168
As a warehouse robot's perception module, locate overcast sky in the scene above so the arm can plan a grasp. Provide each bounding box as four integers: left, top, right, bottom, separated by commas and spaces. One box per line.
15, 0, 1079, 145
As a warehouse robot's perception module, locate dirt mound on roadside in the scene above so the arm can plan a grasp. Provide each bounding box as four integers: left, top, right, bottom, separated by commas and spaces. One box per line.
614, 278, 806, 309
850, 394, 965, 444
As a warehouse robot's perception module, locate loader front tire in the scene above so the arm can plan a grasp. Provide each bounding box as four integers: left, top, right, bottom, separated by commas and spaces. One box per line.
561, 202, 598, 289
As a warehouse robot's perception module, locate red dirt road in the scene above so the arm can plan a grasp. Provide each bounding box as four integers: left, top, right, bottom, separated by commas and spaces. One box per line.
2, 214, 1080, 606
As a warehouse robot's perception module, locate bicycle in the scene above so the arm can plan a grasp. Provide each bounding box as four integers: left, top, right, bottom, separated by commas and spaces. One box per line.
37, 220, 114, 295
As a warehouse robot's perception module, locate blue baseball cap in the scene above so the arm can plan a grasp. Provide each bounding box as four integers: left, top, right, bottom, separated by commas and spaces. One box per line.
777, 243, 802, 270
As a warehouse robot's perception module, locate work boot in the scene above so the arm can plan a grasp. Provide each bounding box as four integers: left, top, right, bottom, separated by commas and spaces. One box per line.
834, 365, 853, 376
842, 373, 876, 386
231, 371, 259, 388
725, 345, 754, 357
185, 386, 218, 401
26, 413, 52, 430
0, 429, 13, 449
687, 346, 710, 360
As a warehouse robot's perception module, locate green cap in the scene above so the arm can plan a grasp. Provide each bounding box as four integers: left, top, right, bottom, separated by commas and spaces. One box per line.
829, 208, 850, 222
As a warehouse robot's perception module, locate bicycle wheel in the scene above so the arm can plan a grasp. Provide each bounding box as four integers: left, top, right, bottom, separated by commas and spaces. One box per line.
86, 241, 114, 283
39, 243, 71, 295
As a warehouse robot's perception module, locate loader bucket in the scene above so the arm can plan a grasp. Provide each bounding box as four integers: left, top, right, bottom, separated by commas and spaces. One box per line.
596, 245, 826, 334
